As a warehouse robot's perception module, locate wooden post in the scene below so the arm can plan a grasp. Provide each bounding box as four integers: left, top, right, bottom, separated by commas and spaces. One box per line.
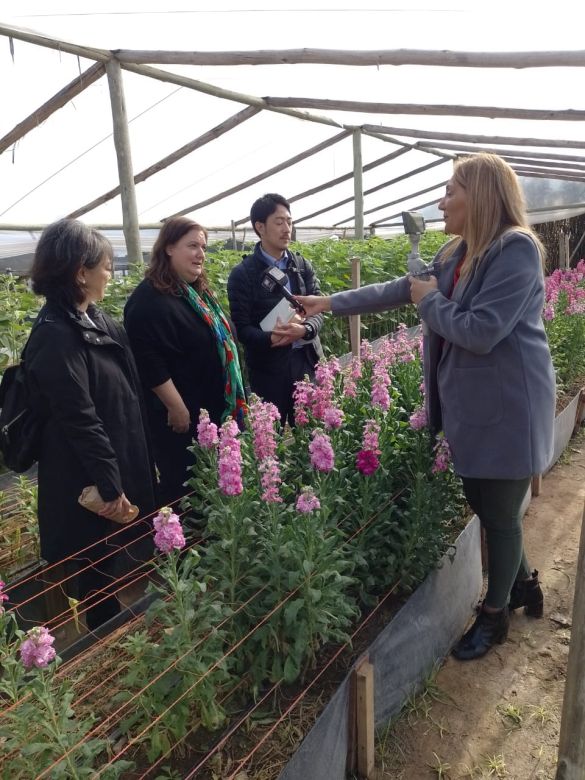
353, 128, 364, 240
574, 389, 585, 434
105, 58, 142, 265
356, 660, 375, 778
531, 474, 542, 497
556, 499, 585, 780
349, 256, 361, 357
231, 220, 237, 250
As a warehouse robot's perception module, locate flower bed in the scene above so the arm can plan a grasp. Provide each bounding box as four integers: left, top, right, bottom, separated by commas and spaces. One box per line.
0, 330, 467, 778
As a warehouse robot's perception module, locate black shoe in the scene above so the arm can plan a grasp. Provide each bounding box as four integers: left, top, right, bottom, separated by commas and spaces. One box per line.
452, 607, 509, 661
508, 570, 544, 618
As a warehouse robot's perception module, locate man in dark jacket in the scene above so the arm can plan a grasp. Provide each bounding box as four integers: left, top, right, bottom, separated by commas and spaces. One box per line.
227, 193, 324, 425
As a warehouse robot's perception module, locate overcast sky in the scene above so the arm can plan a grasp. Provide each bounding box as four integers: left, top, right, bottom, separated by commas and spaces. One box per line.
2, 0, 585, 230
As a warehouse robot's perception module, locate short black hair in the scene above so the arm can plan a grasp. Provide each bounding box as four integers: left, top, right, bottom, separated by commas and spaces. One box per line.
250, 193, 291, 237
31, 218, 113, 309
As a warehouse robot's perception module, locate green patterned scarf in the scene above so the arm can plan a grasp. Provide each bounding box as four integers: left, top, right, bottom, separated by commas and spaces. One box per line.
181, 284, 247, 424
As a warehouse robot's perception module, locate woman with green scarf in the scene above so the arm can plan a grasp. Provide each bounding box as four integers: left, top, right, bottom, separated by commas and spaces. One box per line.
124, 217, 246, 506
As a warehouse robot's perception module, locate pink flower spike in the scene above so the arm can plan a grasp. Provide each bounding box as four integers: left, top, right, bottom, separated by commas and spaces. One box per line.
0, 579, 8, 615
259, 457, 283, 504
296, 488, 321, 514
153, 506, 186, 553
432, 435, 452, 474
197, 409, 219, 449
309, 430, 335, 472
409, 406, 427, 430
20, 626, 56, 670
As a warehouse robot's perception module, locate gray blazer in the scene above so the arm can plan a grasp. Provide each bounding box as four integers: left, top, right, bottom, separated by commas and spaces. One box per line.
331, 231, 555, 479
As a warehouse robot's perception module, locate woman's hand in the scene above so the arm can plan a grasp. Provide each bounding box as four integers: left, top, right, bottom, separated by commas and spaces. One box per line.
293, 295, 331, 317
271, 314, 306, 347
99, 493, 132, 520
167, 399, 191, 433
409, 275, 438, 305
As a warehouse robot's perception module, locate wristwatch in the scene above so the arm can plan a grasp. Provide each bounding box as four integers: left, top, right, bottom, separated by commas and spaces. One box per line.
303, 322, 316, 341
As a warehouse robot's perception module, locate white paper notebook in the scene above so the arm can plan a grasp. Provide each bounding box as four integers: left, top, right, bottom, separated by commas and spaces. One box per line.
259, 297, 297, 332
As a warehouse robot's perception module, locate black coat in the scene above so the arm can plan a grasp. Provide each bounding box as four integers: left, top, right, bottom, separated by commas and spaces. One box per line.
26, 302, 156, 563
123, 278, 227, 427
227, 244, 324, 379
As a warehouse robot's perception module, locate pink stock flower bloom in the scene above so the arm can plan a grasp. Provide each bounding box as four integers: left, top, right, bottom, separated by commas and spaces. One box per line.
323, 406, 345, 429
343, 374, 357, 398
360, 340, 374, 362
356, 449, 380, 476
153, 507, 186, 553
432, 435, 452, 474
197, 409, 219, 449
259, 457, 283, 504
218, 418, 243, 495
0, 579, 8, 615
371, 381, 391, 412
409, 406, 428, 430
296, 488, 321, 514
350, 356, 362, 379
309, 430, 335, 472
293, 379, 314, 426
20, 626, 57, 670
362, 419, 381, 453
248, 395, 280, 461
542, 304, 555, 321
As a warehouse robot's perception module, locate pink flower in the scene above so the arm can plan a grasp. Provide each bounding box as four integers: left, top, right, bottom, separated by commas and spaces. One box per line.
296, 488, 321, 514
153, 507, 186, 553
323, 406, 344, 429
248, 395, 280, 461
197, 409, 219, 449
309, 430, 335, 472
432, 435, 452, 474
0, 579, 8, 615
293, 380, 314, 426
20, 626, 56, 670
409, 406, 427, 430
356, 449, 380, 476
360, 340, 374, 362
259, 457, 283, 504
218, 419, 243, 495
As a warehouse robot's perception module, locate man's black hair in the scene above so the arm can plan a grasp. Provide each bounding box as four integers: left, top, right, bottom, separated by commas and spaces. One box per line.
250, 193, 291, 237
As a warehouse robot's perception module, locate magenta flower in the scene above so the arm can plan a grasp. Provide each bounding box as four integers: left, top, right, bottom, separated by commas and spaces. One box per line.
432, 435, 452, 474
153, 506, 186, 553
197, 409, 219, 449
0, 579, 8, 615
218, 419, 243, 496
20, 626, 56, 670
296, 488, 321, 514
356, 449, 380, 476
409, 406, 427, 430
259, 457, 283, 504
309, 430, 335, 472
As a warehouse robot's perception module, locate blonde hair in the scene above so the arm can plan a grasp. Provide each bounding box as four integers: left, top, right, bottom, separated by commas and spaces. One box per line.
441, 153, 544, 275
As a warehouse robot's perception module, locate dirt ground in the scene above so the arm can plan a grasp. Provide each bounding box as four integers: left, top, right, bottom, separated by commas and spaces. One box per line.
376, 432, 585, 779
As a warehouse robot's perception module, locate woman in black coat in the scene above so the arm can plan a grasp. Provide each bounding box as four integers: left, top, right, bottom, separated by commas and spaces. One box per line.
124, 217, 246, 507
26, 219, 156, 631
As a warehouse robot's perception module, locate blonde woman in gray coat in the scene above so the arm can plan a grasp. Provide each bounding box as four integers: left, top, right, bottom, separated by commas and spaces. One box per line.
294, 153, 555, 661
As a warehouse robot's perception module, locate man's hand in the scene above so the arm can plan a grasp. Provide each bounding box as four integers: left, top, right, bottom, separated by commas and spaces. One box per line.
271, 315, 307, 347
410, 275, 438, 305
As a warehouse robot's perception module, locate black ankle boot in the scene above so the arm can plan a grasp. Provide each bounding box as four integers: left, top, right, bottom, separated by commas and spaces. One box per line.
452, 607, 509, 661
508, 570, 544, 618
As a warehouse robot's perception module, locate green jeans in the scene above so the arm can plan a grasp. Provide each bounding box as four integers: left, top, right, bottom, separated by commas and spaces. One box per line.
461, 476, 532, 610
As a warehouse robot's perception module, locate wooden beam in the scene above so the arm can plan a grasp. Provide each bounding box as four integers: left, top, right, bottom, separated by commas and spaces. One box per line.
556, 500, 585, 780
513, 167, 585, 182
0, 23, 110, 62
334, 180, 449, 226
111, 47, 585, 69
67, 105, 261, 219
120, 62, 344, 130
349, 256, 361, 358
501, 156, 585, 173
353, 129, 364, 240
166, 130, 351, 220
356, 660, 376, 778
0, 61, 105, 155
230, 143, 411, 227
266, 98, 585, 122
362, 125, 585, 151
416, 141, 585, 165
295, 158, 448, 224
105, 59, 141, 264
370, 196, 442, 226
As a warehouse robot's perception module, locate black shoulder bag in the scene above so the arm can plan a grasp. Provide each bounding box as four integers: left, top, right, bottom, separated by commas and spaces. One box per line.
0, 335, 42, 473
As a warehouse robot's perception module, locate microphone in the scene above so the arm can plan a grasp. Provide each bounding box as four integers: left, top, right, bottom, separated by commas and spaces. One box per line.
260, 267, 306, 314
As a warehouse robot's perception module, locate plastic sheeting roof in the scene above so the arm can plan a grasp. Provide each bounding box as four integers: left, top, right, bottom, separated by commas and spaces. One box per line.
2, 2, 585, 241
